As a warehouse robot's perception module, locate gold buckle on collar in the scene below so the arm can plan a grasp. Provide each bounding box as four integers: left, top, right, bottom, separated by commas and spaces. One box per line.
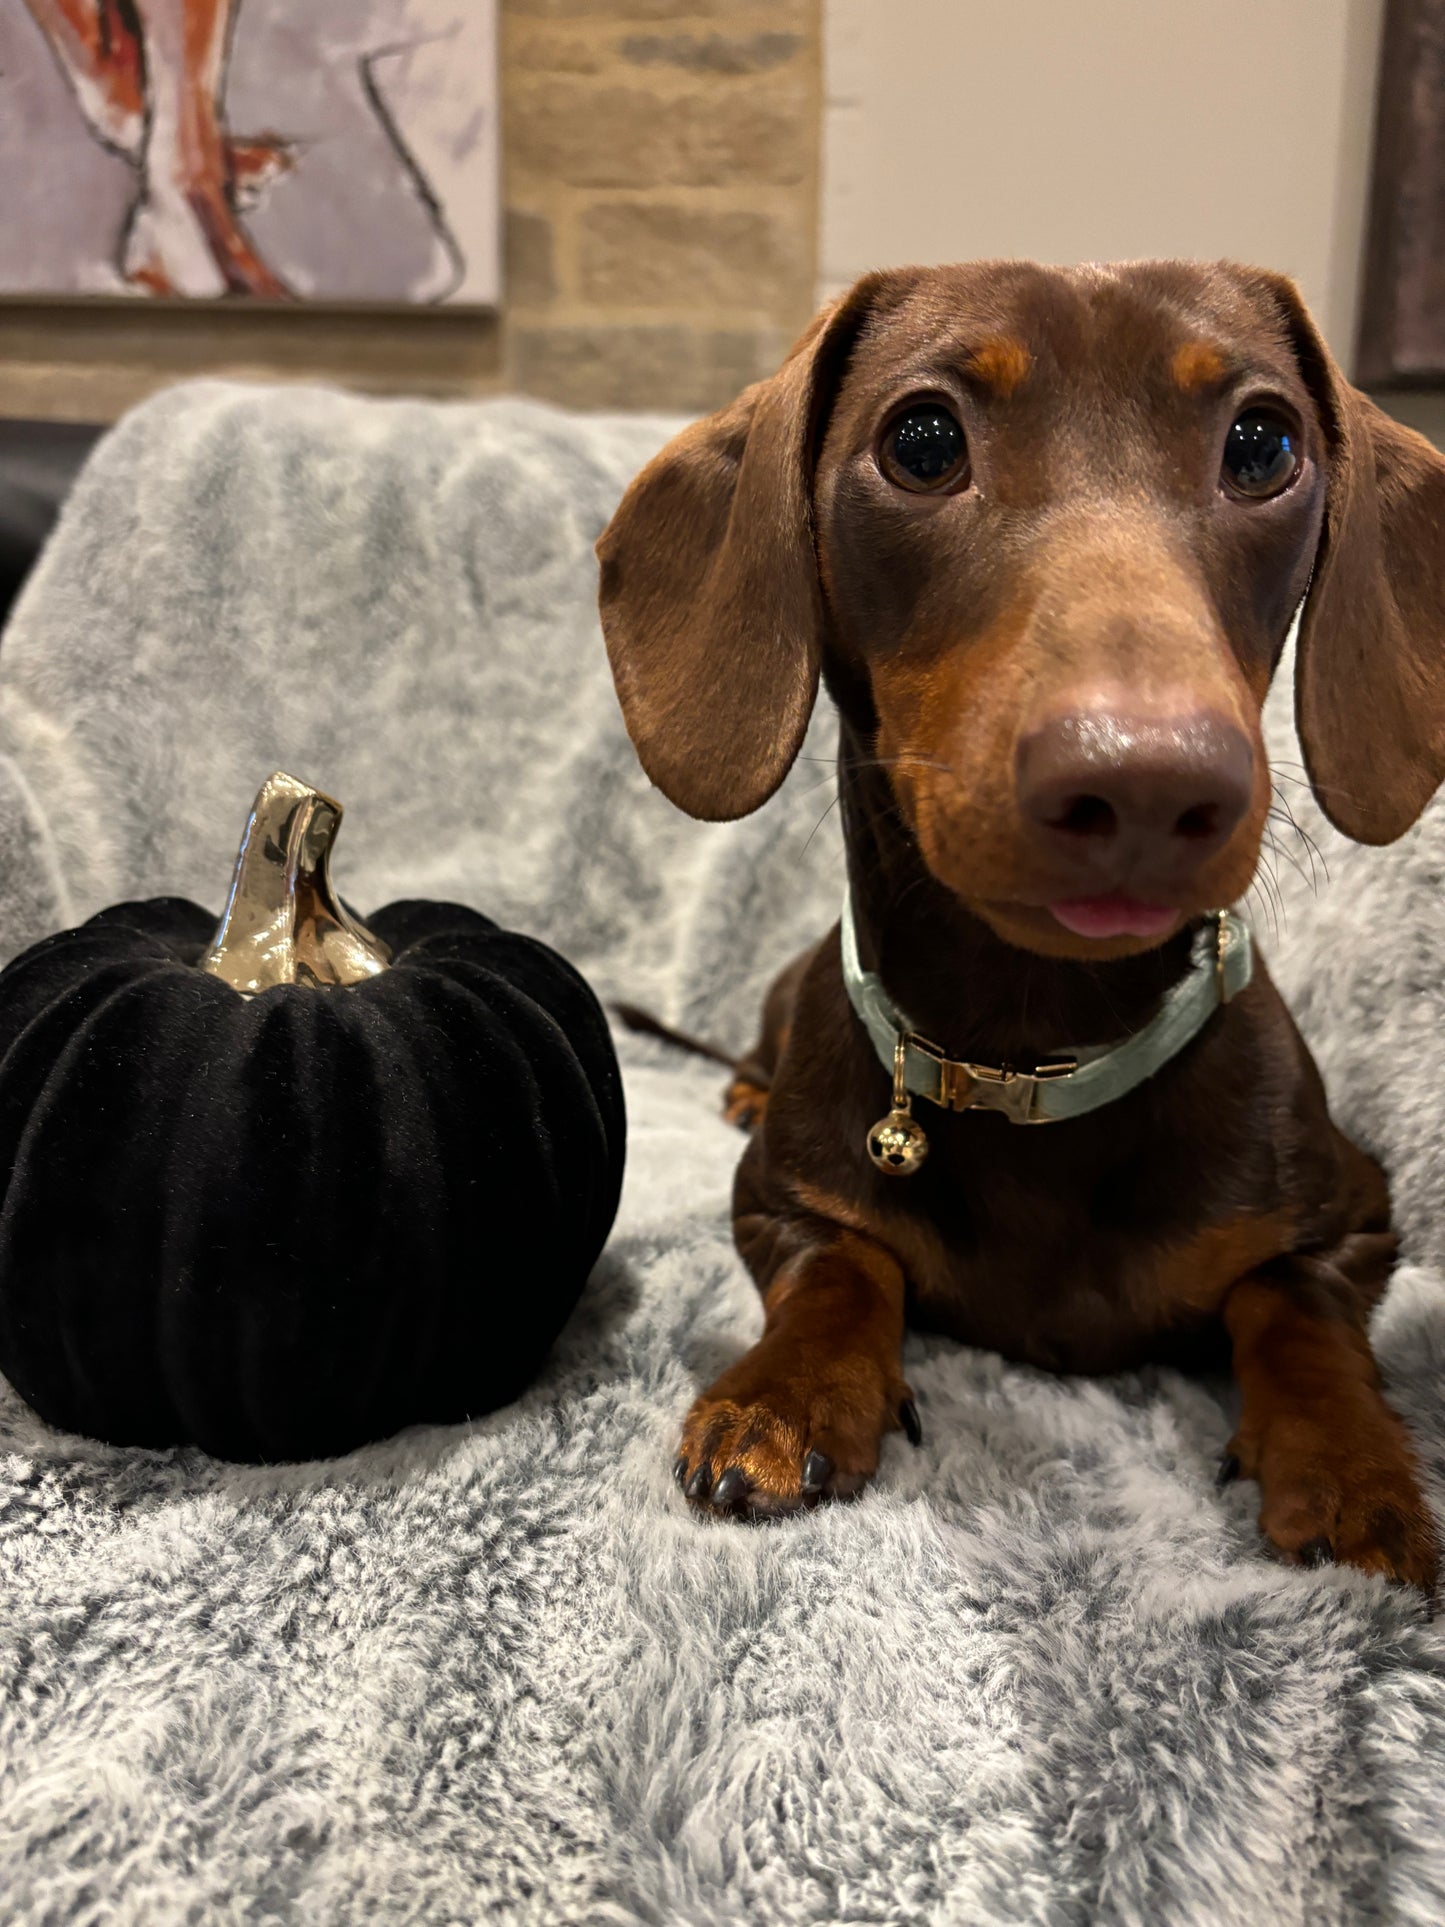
907, 1033, 1078, 1125
1214, 911, 1234, 1005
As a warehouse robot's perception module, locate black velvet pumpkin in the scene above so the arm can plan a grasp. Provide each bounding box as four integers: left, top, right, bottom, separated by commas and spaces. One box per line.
0, 892, 625, 1461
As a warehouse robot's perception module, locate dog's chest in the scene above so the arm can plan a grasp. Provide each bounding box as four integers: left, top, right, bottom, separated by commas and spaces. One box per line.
881, 1108, 1293, 1373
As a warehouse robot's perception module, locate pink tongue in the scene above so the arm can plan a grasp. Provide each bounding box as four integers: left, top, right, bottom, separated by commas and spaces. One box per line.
1049, 895, 1179, 940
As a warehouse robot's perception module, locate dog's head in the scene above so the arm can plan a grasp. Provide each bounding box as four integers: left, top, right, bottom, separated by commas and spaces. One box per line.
597, 261, 1445, 958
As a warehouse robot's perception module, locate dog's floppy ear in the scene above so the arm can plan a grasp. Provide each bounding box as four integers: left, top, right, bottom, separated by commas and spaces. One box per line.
1267, 274, 1445, 844
596, 281, 883, 821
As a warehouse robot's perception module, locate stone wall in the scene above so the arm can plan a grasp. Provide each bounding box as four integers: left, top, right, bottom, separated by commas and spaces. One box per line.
502, 0, 821, 411
0, 0, 821, 423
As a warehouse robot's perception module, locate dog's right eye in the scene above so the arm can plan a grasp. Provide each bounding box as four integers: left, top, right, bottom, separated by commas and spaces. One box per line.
880, 405, 969, 492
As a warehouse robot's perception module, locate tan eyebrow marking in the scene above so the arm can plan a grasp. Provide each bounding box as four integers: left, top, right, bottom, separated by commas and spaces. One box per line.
1171, 340, 1230, 392
967, 336, 1033, 398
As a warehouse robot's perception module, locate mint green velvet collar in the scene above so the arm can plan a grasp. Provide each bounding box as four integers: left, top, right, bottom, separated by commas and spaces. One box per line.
841, 896, 1252, 1126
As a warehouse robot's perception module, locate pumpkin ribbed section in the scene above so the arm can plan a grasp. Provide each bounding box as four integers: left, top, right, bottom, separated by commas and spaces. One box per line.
0, 898, 625, 1461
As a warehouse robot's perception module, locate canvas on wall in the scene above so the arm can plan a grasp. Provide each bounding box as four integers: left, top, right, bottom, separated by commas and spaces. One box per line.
0, 0, 500, 305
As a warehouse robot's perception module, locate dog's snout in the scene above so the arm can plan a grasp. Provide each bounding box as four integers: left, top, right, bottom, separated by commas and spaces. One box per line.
1017, 707, 1254, 880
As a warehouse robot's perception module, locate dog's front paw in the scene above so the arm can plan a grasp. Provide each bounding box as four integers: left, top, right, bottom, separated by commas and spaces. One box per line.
674, 1336, 917, 1519
1226, 1399, 1438, 1595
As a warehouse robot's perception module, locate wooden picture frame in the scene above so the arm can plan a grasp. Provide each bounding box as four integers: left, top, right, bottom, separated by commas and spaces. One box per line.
1358, 0, 1445, 387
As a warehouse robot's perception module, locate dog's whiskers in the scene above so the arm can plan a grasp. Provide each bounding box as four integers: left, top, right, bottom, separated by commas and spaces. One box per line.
1262, 816, 1319, 892
1266, 789, 1329, 891
797, 752, 952, 777
1269, 758, 1364, 815
1247, 843, 1284, 941
805, 793, 847, 863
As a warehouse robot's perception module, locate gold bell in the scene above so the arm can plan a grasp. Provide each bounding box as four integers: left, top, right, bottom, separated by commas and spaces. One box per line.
866, 1036, 929, 1176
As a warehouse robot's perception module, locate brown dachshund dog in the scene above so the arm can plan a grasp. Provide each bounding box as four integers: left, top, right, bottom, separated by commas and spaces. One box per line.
597, 261, 1445, 1591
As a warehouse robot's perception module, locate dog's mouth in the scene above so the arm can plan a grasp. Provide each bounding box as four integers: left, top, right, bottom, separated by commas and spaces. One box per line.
968, 894, 1190, 959
1044, 894, 1182, 941
898, 772, 1264, 959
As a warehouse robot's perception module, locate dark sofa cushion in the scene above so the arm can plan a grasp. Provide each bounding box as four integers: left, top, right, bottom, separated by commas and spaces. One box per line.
0, 419, 104, 630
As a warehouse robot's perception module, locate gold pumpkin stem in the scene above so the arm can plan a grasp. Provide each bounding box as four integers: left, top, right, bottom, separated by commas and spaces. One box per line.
198, 772, 391, 994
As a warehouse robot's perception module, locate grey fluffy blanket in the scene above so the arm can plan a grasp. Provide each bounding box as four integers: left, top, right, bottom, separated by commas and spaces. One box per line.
2, 384, 1445, 1927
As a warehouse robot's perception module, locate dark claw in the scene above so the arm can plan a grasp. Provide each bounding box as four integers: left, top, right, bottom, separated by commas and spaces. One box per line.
685, 1461, 714, 1503
673, 1456, 688, 1489
1299, 1535, 1335, 1569
711, 1466, 748, 1508
801, 1449, 834, 1494
899, 1398, 923, 1448
1215, 1452, 1240, 1487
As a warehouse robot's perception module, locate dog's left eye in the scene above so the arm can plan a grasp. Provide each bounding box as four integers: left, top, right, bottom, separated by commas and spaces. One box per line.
880, 405, 969, 492
1221, 410, 1299, 498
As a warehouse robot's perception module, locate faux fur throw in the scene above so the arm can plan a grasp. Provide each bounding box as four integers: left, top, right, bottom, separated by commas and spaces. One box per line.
1, 384, 1443, 1926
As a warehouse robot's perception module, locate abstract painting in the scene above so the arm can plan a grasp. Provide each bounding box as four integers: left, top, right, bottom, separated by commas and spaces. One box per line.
0, 0, 499, 304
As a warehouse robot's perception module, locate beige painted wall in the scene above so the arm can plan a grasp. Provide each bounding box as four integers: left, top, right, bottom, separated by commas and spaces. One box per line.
821, 0, 1385, 366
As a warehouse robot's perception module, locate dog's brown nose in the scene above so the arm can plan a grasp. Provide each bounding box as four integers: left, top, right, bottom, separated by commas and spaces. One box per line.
1016, 708, 1254, 883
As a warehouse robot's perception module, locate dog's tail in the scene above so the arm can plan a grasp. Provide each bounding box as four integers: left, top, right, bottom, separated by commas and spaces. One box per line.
611, 1002, 736, 1067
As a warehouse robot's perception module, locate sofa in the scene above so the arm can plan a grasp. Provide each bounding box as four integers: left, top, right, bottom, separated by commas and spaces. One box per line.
1, 381, 1443, 1926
